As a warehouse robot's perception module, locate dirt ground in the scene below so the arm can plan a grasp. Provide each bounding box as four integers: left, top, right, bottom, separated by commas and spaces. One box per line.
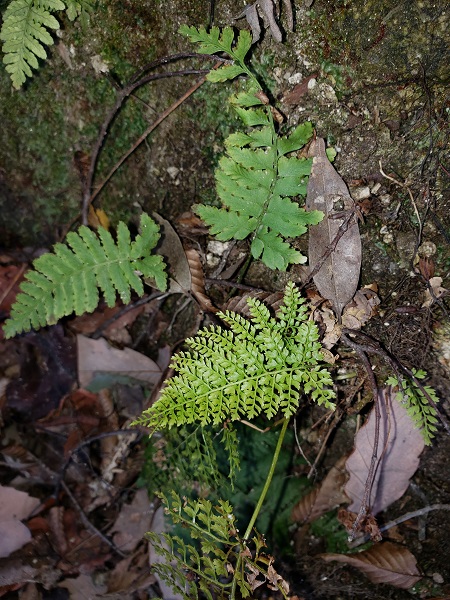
0, 0, 449, 598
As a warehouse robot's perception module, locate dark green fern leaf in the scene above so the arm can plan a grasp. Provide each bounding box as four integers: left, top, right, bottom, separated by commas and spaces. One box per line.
3, 213, 167, 338
134, 282, 335, 430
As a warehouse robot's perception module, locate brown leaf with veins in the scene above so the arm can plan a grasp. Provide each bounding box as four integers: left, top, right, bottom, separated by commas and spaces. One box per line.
291, 456, 349, 523
321, 541, 422, 589
345, 389, 425, 517
306, 138, 362, 318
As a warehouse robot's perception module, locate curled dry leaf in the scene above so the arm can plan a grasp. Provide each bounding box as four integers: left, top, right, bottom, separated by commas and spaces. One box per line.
345, 389, 425, 517
291, 456, 349, 523
422, 276, 448, 308
306, 138, 362, 318
341, 285, 380, 330
223, 290, 284, 316
321, 541, 422, 589
184, 248, 217, 312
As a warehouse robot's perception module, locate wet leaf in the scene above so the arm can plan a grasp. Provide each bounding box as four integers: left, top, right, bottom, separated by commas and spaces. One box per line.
321, 541, 422, 589
345, 389, 425, 516
306, 138, 362, 318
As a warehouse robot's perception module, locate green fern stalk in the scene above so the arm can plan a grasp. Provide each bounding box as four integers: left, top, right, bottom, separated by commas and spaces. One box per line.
1, 0, 93, 88
3, 213, 167, 337
180, 26, 323, 270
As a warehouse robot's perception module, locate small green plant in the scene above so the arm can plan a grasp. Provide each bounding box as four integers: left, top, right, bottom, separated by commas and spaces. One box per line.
386, 369, 439, 445
134, 282, 336, 598
3, 213, 167, 338
181, 26, 323, 270
1, 0, 93, 89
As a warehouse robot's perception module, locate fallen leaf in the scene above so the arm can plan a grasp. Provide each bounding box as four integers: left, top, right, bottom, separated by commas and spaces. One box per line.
291, 456, 349, 523
153, 213, 191, 294
111, 489, 152, 553
422, 276, 448, 308
341, 285, 380, 330
184, 248, 217, 312
283, 74, 318, 104
0, 486, 40, 558
321, 541, 422, 589
77, 334, 162, 389
306, 138, 362, 318
345, 389, 425, 516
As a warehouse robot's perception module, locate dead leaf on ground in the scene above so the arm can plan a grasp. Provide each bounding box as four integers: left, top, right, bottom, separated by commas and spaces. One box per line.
0, 485, 40, 558
291, 456, 349, 523
422, 276, 448, 308
185, 248, 217, 312
341, 285, 380, 330
111, 488, 153, 553
306, 138, 362, 319
321, 541, 422, 589
345, 389, 425, 517
77, 334, 162, 389
223, 290, 284, 316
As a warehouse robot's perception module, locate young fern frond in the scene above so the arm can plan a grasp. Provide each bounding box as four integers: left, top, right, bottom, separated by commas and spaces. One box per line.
1, 0, 93, 88
134, 282, 335, 431
386, 369, 439, 445
3, 213, 167, 338
147, 491, 289, 600
180, 26, 323, 270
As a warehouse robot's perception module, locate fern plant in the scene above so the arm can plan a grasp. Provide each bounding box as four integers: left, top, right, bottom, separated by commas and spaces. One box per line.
3, 213, 167, 338
386, 369, 439, 445
134, 282, 335, 598
1, 0, 93, 89
135, 281, 336, 431
180, 26, 323, 270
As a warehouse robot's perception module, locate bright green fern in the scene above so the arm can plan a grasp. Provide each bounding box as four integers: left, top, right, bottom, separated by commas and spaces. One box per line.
1, 0, 93, 89
3, 213, 167, 338
386, 369, 439, 445
134, 281, 336, 431
180, 26, 323, 270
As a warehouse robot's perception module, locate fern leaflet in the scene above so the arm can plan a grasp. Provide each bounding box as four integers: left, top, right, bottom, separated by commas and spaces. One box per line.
1, 0, 93, 88
386, 369, 439, 445
3, 213, 167, 338
134, 282, 335, 430
181, 26, 323, 270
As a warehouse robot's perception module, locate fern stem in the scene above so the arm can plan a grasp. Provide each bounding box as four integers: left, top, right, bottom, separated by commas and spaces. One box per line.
231, 417, 290, 599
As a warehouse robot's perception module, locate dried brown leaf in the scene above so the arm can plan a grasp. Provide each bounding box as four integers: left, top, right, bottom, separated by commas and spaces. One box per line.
291, 456, 349, 523
153, 213, 191, 294
341, 285, 380, 330
184, 248, 217, 312
321, 541, 422, 589
345, 389, 425, 516
223, 291, 284, 316
77, 334, 162, 389
306, 138, 362, 318
111, 489, 152, 553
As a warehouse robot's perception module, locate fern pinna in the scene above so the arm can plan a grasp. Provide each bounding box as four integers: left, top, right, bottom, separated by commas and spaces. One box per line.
135, 282, 336, 431
1, 0, 93, 89
3, 213, 167, 338
180, 26, 323, 270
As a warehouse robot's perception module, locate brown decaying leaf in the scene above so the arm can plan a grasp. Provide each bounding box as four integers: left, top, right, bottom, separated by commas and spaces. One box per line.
111, 489, 152, 553
291, 456, 349, 523
184, 248, 217, 312
283, 74, 318, 104
76, 334, 162, 389
341, 285, 380, 330
306, 138, 362, 318
321, 541, 422, 589
223, 291, 284, 316
345, 389, 425, 517
422, 276, 448, 308
0, 485, 40, 558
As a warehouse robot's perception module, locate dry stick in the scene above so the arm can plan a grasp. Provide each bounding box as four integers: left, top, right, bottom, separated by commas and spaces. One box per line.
341, 333, 383, 541
350, 503, 450, 548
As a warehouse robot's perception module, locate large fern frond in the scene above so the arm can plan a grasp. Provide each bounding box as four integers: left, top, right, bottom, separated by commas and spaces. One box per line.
180, 26, 323, 270
134, 282, 335, 430
3, 213, 167, 338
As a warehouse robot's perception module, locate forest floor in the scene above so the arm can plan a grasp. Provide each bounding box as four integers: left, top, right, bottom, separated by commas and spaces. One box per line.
0, 1, 449, 599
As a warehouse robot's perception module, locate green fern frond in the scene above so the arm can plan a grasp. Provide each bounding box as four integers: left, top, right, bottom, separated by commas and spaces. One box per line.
180, 25, 322, 270
1, 0, 93, 88
386, 369, 439, 445
3, 213, 167, 338
135, 282, 335, 430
